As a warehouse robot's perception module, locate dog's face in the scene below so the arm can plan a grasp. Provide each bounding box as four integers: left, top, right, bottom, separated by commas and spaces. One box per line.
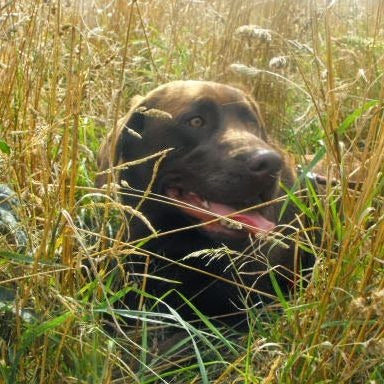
98, 80, 296, 241
97, 81, 313, 320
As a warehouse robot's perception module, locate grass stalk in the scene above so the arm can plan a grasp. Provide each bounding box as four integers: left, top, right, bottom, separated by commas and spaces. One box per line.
0, 0, 383, 382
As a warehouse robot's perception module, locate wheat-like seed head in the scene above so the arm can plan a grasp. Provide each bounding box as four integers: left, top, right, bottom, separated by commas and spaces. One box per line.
235, 25, 272, 43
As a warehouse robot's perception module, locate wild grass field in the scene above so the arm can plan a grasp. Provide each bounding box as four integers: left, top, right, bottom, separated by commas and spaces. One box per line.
0, 0, 383, 383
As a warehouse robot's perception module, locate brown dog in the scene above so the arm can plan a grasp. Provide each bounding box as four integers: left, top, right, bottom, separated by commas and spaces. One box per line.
97, 81, 314, 325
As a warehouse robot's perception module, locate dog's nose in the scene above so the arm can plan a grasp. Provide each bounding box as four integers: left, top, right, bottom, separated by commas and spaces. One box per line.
247, 149, 282, 176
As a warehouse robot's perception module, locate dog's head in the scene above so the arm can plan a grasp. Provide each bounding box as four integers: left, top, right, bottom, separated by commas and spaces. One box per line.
97, 81, 296, 240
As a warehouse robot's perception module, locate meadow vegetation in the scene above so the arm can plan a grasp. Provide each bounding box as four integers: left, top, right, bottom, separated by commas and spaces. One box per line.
0, 0, 383, 382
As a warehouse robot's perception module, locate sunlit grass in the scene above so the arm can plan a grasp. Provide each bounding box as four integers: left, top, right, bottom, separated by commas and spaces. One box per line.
0, 0, 383, 382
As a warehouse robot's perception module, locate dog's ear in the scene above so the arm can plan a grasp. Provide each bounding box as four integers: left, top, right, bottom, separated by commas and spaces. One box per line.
120, 94, 146, 137
95, 95, 145, 187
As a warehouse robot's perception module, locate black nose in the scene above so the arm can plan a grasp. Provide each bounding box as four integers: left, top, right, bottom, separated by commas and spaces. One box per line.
246, 149, 283, 177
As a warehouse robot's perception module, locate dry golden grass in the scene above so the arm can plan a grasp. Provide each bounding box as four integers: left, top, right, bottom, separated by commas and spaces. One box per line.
0, 0, 383, 383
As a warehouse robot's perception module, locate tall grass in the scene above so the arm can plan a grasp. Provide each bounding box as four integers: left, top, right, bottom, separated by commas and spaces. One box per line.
0, 0, 383, 382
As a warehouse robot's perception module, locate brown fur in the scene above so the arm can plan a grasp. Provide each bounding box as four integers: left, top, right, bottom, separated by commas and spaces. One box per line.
97, 81, 314, 326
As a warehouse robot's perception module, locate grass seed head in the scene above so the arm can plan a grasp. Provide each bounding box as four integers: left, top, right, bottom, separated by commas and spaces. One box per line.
269, 56, 289, 70
235, 25, 272, 42
229, 63, 260, 77
371, 289, 384, 317
135, 106, 173, 121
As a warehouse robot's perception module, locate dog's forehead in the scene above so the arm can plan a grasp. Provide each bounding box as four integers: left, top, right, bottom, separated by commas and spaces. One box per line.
145, 81, 248, 109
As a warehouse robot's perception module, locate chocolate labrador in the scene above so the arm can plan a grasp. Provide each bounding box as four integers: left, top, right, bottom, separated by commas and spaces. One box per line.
96, 80, 315, 325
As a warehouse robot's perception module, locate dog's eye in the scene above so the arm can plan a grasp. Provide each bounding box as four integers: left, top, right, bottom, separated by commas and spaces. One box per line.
188, 116, 205, 128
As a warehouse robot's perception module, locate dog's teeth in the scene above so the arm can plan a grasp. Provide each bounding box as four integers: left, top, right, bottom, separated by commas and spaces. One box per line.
202, 199, 210, 209
219, 218, 243, 230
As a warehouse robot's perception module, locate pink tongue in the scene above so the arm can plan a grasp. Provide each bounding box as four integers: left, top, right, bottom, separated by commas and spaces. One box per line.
209, 202, 275, 233
166, 190, 275, 234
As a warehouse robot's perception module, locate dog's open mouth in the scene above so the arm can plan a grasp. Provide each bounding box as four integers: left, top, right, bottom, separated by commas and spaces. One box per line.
165, 188, 275, 237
